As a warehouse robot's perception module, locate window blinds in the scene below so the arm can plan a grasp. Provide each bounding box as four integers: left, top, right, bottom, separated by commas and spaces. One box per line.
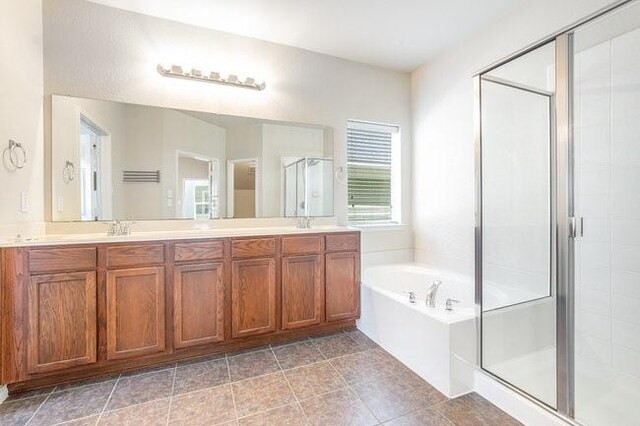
347, 121, 397, 223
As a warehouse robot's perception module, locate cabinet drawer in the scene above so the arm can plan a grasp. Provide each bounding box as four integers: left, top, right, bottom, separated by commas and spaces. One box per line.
325, 233, 359, 252
174, 240, 224, 263
231, 238, 276, 258
282, 236, 324, 255
107, 244, 165, 268
29, 247, 97, 273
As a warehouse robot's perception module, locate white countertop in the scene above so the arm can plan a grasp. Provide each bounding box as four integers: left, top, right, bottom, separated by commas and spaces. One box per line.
0, 225, 356, 248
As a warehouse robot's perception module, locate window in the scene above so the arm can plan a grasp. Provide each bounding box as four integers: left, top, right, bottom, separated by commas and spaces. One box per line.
193, 183, 211, 219
347, 120, 400, 224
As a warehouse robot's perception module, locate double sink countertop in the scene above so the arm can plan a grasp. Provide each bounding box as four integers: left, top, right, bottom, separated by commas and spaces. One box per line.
0, 225, 357, 248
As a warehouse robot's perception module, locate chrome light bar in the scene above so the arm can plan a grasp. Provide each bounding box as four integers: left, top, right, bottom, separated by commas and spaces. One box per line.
157, 64, 266, 91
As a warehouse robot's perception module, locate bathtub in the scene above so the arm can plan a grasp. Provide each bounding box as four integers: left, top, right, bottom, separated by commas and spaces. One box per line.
358, 263, 477, 397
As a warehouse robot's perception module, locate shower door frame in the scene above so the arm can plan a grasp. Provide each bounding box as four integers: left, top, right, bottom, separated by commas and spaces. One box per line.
473, 0, 636, 422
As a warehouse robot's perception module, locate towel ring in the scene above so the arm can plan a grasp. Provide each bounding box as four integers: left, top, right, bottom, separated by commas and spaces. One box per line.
63, 160, 77, 183
334, 166, 347, 185
6, 139, 27, 170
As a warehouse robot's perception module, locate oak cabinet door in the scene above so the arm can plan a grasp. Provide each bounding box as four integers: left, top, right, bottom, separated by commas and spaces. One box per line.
27, 271, 97, 374
106, 267, 165, 360
231, 258, 277, 338
325, 252, 360, 322
282, 255, 323, 329
173, 263, 225, 348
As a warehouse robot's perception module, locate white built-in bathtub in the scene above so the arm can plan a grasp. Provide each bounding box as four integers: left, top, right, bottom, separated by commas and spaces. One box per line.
357, 263, 477, 397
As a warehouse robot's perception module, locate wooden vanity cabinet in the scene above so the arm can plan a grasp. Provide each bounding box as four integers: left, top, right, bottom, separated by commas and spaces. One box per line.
25, 248, 98, 375
231, 238, 278, 338
27, 271, 97, 374
173, 240, 226, 349
325, 234, 361, 322
281, 236, 325, 329
0, 231, 360, 390
106, 266, 166, 360
105, 244, 167, 360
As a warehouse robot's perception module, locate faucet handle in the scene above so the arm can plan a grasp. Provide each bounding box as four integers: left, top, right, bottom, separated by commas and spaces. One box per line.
445, 298, 460, 311
405, 291, 416, 304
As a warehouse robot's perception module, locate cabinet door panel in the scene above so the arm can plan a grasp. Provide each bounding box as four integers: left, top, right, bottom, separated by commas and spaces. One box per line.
106, 267, 165, 360
282, 255, 323, 329
231, 258, 277, 338
174, 263, 225, 348
27, 271, 97, 374
325, 252, 360, 322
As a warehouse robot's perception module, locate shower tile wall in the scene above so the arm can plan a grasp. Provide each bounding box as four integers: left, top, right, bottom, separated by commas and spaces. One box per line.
574, 25, 640, 425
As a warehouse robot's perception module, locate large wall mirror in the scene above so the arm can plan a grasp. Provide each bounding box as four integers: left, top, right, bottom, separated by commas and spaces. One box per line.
51, 95, 334, 221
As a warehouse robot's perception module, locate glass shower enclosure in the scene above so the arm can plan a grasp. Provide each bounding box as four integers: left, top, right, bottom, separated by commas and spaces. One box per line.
475, 1, 640, 424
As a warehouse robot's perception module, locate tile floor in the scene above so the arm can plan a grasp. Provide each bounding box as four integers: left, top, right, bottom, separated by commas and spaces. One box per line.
0, 330, 521, 426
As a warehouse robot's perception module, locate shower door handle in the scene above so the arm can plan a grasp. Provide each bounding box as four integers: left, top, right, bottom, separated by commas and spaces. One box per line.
569, 216, 584, 239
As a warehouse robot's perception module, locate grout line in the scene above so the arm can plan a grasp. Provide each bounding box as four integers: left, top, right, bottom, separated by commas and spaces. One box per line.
226, 353, 239, 422
24, 386, 55, 425
164, 364, 178, 426
269, 346, 308, 422
95, 373, 121, 424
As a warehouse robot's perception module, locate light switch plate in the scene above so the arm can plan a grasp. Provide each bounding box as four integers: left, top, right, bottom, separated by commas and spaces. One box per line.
20, 192, 29, 213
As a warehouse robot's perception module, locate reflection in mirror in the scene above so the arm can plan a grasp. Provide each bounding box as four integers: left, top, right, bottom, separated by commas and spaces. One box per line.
51, 95, 334, 221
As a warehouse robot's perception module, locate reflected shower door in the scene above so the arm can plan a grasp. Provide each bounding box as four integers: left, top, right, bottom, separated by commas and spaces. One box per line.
572, 2, 640, 424
480, 41, 557, 407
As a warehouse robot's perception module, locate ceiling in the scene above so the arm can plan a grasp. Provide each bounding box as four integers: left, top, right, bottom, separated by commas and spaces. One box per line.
86, 0, 524, 72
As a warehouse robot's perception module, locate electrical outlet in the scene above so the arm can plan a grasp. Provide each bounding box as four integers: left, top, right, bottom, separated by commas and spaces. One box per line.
167, 198, 173, 207
20, 192, 29, 213
57, 196, 64, 212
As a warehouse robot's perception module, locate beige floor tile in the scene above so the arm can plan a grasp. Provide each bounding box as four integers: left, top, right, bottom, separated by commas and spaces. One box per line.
106, 369, 174, 411
237, 403, 306, 426
285, 361, 345, 400
228, 349, 281, 382
384, 408, 453, 426
98, 399, 169, 425
0, 395, 47, 426
311, 333, 366, 359
168, 385, 236, 425
352, 371, 446, 422
299, 389, 377, 426
29, 382, 115, 425
435, 393, 522, 426
173, 358, 229, 395
232, 373, 296, 418
272, 341, 325, 370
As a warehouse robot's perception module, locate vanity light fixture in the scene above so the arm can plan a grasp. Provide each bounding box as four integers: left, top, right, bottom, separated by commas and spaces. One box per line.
157, 64, 266, 91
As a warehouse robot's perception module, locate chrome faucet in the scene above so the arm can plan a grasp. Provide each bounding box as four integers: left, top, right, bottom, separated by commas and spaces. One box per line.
296, 216, 313, 229
425, 280, 441, 307
107, 220, 132, 236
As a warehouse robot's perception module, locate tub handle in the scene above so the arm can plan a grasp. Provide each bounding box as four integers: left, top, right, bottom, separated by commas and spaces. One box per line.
445, 298, 460, 311
405, 291, 417, 304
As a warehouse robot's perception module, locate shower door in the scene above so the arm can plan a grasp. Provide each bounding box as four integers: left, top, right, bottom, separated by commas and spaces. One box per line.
478, 41, 557, 408
476, 1, 640, 424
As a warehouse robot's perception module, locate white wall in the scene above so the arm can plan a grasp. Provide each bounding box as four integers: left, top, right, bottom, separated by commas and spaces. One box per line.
0, 0, 44, 237
43, 0, 413, 256
411, 0, 619, 278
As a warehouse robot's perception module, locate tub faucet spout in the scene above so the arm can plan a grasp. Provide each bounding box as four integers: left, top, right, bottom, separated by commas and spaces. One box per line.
425, 280, 441, 307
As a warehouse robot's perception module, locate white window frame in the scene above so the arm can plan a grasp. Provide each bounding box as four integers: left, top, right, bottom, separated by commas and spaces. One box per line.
346, 120, 402, 226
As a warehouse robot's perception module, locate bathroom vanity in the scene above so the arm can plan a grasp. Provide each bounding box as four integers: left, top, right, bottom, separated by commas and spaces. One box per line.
0, 229, 360, 391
